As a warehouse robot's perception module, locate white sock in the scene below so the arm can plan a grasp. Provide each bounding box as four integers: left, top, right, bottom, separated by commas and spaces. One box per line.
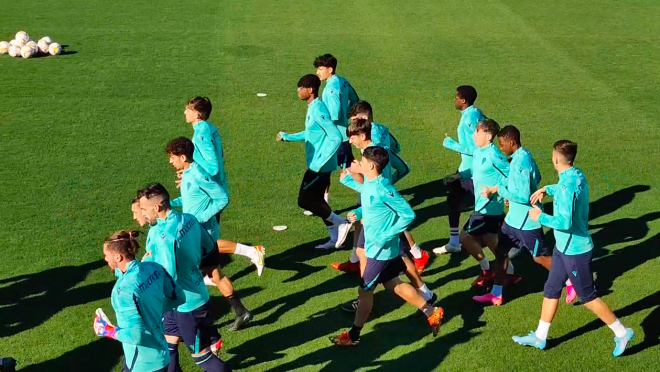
326, 212, 344, 226
608, 319, 627, 338
566, 279, 573, 287
535, 320, 551, 340
449, 228, 460, 247
324, 192, 329, 204
506, 261, 515, 275
410, 244, 422, 259
417, 284, 432, 302
479, 257, 490, 271
235, 243, 258, 261
491, 285, 503, 297
349, 247, 359, 263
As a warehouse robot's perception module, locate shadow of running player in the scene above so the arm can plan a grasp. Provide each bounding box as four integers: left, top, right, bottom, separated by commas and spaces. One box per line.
18, 338, 122, 372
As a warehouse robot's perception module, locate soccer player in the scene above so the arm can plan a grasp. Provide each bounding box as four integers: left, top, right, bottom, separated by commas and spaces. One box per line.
442, 119, 509, 287
512, 140, 634, 357
139, 183, 231, 372
277, 74, 344, 249
329, 147, 443, 346
433, 86, 487, 255
94, 230, 185, 372
314, 54, 360, 204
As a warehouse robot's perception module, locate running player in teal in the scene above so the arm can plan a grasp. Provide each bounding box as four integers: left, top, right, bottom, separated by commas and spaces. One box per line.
434, 86, 487, 255
513, 140, 633, 357
442, 119, 510, 287
139, 184, 231, 372
277, 74, 344, 249
166, 137, 261, 330
94, 230, 185, 372
329, 147, 443, 346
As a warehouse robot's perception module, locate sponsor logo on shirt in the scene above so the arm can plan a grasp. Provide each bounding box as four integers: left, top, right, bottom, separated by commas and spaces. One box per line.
137, 269, 161, 294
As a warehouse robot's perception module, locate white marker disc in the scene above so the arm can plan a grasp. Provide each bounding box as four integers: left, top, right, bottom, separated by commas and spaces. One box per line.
273, 225, 288, 231
257, 93, 267, 97
303, 210, 314, 216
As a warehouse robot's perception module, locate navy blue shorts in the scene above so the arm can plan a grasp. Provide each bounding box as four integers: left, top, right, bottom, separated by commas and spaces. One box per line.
360, 256, 406, 291
199, 245, 232, 270
463, 212, 504, 237
499, 222, 550, 257
122, 363, 167, 372
357, 231, 409, 258
337, 141, 355, 169
357, 228, 365, 249
163, 302, 220, 354
543, 248, 597, 303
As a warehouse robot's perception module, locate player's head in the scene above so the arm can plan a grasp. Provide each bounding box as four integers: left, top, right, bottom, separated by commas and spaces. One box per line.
552, 140, 578, 170
497, 125, 521, 156
314, 54, 337, 81
474, 119, 500, 147
185, 96, 212, 123
297, 74, 321, 100
131, 195, 147, 227
166, 137, 194, 171
139, 183, 171, 226
455, 85, 477, 110
347, 118, 372, 150
360, 146, 389, 176
103, 230, 141, 271
349, 101, 373, 122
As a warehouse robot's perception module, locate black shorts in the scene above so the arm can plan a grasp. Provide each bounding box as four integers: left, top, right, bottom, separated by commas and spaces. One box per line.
336, 141, 355, 169
360, 256, 406, 291
122, 363, 167, 372
163, 302, 220, 354
200, 247, 230, 270
543, 248, 597, 303
300, 170, 331, 195
499, 222, 550, 257
449, 171, 475, 195
463, 212, 504, 237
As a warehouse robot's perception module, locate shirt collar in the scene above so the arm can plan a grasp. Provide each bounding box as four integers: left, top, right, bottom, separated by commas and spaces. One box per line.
156, 209, 174, 226
115, 260, 138, 278
460, 105, 474, 115
511, 146, 525, 159
558, 166, 575, 178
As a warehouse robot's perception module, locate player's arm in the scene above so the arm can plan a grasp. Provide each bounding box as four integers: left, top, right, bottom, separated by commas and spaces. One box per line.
196, 174, 230, 223
309, 106, 342, 172
170, 196, 183, 208
498, 157, 530, 203
347, 83, 360, 111
340, 172, 364, 193
491, 149, 510, 182
113, 295, 160, 346
156, 235, 178, 281
544, 184, 557, 197
162, 268, 185, 310
195, 129, 220, 177
350, 206, 363, 221
443, 137, 472, 155
279, 131, 306, 142
373, 189, 416, 248
388, 133, 401, 154
324, 87, 342, 123
538, 186, 573, 230
389, 152, 410, 184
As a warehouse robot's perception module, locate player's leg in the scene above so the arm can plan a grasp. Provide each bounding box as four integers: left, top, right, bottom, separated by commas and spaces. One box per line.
459, 213, 494, 286
178, 303, 233, 371
474, 225, 513, 305
400, 238, 436, 305
215, 239, 265, 277
163, 311, 183, 372
206, 267, 251, 331
298, 171, 345, 249
0, 357, 17, 372
332, 225, 363, 273
403, 230, 430, 273
383, 273, 443, 337
434, 174, 472, 254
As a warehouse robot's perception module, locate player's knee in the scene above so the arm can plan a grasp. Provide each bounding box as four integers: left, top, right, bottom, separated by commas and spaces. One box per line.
578, 289, 598, 305
542, 282, 562, 300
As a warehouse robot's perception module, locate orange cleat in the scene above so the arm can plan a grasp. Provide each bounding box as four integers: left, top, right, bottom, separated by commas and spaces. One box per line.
413, 250, 430, 274
331, 261, 360, 273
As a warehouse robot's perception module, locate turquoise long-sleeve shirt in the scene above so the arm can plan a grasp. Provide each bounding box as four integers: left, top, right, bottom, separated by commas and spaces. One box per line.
144, 210, 213, 312
171, 162, 229, 225
371, 122, 401, 154
496, 147, 542, 230
279, 98, 342, 173
342, 174, 415, 260
454, 106, 487, 176
111, 260, 184, 372
321, 74, 359, 142
192, 120, 228, 189
538, 167, 593, 255
444, 139, 509, 215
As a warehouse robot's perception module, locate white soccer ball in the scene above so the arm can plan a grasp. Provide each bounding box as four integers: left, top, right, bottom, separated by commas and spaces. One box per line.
20, 45, 35, 58
15, 31, 29, 45
48, 42, 61, 55
37, 37, 51, 53
25, 40, 38, 53
0, 41, 9, 54
39, 36, 52, 44
9, 39, 21, 47
8, 45, 21, 57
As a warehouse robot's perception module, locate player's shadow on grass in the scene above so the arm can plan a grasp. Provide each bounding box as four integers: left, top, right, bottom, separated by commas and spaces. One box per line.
0, 260, 112, 337
18, 338, 122, 372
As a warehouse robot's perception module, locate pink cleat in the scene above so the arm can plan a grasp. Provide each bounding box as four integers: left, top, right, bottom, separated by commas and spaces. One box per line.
565, 285, 577, 304
472, 293, 503, 306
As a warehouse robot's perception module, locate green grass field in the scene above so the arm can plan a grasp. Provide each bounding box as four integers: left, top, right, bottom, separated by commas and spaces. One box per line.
2, 0, 660, 370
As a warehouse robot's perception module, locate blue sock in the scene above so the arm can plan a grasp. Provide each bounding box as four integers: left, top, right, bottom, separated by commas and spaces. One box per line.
193, 351, 232, 372
491, 285, 503, 297
167, 343, 182, 372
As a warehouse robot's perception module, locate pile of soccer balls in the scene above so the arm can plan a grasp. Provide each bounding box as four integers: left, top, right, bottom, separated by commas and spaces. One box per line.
0, 31, 62, 59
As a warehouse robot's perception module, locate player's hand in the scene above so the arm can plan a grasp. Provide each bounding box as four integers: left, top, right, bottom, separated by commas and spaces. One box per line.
443, 173, 460, 185
141, 252, 152, 262
504, 200, 510, 208
176, 170, 183, 179
94, 308, 118, 339
347, 212, 357, 223
175, 179, 182, 188
348, 160, 360, 174
276, 133, 283, 141
528, 205, 542, 221
530, 187, 547, 205
480, 185, 497, 198
340, 168, 351, 180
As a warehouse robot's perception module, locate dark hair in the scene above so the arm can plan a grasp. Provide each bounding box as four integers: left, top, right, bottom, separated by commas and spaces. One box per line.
166, 137, 194, 161
477, 119, 500, 139
456, 85, 478, 106
553, 140, 578, 164
498, 125, 521, 145
349, 101, 373, 120
362, 146, 389, 174
347, 118, 372, 140
298, 74, 321, 96
141, 183, 170, 203
104, 230, 141, 259
313, 54, 337, 72
187, 96, 212, 120
132, 195, 140, 204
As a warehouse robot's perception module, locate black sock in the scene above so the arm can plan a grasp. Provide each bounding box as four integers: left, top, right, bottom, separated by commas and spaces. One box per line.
193, 351, 232, 372
348, 325, 363, 341
167, 343, 181, 372
227, 293, 247, 316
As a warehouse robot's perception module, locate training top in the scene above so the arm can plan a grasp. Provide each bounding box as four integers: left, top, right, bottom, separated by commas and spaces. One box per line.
454, 106, 487, 177
321, 74, 360, 142
192, 120, 228, 189
371, 122, 401, 154
171, 162, 229, 225
143, 209, 212, 312
497, 147, 542, 230
342, 174, 415, 260
279, 98, 342, 173
112, 260, 184, 372
445, 139, 510, 216
539, 166, 594, 255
